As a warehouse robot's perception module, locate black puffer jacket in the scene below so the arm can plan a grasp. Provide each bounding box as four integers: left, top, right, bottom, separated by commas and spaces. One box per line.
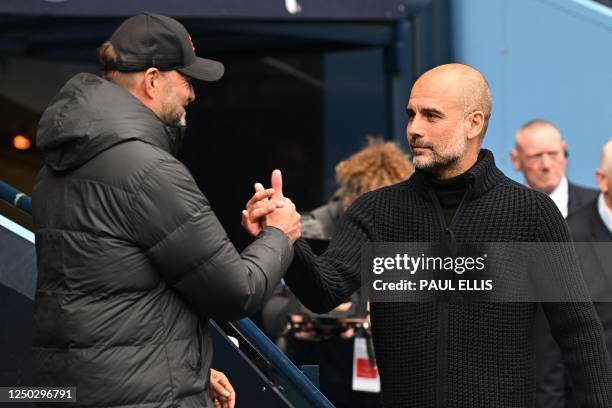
32, 73, 293, 408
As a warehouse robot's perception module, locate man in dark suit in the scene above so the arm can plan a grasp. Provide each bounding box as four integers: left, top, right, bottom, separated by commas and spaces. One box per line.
510, 119, 600, 408
567, 139, 612, 359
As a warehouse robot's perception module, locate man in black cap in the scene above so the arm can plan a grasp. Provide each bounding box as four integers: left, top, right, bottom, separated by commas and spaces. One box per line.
32, 13, 300, 408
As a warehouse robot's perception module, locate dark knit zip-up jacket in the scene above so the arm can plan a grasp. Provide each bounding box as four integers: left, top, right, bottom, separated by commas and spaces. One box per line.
285, 150, 612, 407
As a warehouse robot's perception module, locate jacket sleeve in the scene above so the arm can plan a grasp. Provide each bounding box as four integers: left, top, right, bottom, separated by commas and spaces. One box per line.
535, 194, 612, 407
284, 193, 374, 313
128, 158, 293, 321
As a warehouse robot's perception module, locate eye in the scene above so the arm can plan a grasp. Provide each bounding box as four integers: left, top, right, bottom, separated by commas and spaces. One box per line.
179, 73, 193, 86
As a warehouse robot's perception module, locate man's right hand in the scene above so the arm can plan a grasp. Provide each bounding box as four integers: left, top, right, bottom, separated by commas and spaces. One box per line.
243, 170, 301, 243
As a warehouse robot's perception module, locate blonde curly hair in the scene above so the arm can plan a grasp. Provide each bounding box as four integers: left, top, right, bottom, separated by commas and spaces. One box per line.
336, 137, 414, 207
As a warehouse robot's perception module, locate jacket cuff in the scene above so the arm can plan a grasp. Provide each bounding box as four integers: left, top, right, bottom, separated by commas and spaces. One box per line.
259, 226, 294, 271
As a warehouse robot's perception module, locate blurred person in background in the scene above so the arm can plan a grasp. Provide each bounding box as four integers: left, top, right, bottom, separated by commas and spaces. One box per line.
511, 119, 599, 408
262, 137, 414, 408
511, 119, 597, 218
32, 12, 300, 408
567, 138, 612, 369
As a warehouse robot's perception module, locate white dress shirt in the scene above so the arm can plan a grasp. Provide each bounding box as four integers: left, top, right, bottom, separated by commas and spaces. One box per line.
549, 176, 569, 219
597, 193, 612, 236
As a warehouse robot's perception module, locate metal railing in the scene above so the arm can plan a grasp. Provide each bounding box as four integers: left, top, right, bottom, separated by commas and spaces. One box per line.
0, 180, 32, 214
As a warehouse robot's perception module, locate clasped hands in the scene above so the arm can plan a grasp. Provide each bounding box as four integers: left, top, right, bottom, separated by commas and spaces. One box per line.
241, 169, 301, 242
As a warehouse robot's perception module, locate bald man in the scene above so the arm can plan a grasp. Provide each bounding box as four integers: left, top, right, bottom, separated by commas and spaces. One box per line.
511, 120, 598, 218
247, 64, 612, 407
511, 120, 599, 408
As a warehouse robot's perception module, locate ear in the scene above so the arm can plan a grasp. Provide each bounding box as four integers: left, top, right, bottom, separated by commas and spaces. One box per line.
142, 68, 162, 100
465, 111, 485, 141
561, 140, 568, 158
596, 169, 608, 194
510, 148, 521, 171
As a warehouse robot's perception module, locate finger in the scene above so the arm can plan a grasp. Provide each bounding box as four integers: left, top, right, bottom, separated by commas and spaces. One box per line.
252, 199, 272, 209
271, 169, 284, 199
210, 380, 223, 395
217, 383, 232, 398
211, 378, 230, 398
248, 204, 278, 222
241, 210, 249, 228
212, 374, 233, 399
254, 182, 264, 192
218, 378, 234, 398
241, 211, 259, 235
246, 188, 275, 208
255, 199, 284, 209
224, 383, 236, 408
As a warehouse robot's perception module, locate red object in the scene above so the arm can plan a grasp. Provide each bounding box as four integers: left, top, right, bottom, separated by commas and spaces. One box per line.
356, 359, 378, 378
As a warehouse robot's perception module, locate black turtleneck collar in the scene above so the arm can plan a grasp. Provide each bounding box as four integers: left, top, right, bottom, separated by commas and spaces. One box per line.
429, 170, 471, 210
417, 150, 494, 226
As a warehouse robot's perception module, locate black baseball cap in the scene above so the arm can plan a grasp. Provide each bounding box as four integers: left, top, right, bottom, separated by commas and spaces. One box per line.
107, 12, 224, 81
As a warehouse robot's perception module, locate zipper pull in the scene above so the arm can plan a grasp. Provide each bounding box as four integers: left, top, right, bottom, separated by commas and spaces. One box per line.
445, 227, 457, 256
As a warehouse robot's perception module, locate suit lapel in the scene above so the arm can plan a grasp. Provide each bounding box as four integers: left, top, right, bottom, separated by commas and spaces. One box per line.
588, 206, 612, 293
590, 206, 612, 241
568, 183, 580, 215
568, 182, 598, 215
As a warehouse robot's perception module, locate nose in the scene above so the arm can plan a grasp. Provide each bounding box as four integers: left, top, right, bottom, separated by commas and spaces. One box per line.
540, 153, 552, 168
406, 115, 422, 141
187, 83, 195, 103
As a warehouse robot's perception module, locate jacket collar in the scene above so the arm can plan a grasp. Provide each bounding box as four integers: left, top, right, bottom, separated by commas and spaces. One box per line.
159, 122, 186, 157
37, 73, 185, 172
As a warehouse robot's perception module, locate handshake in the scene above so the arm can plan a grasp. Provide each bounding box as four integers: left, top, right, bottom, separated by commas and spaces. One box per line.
241, 169, 302, 243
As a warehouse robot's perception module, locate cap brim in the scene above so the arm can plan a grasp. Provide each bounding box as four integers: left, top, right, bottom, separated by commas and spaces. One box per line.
178, 57, 224, 82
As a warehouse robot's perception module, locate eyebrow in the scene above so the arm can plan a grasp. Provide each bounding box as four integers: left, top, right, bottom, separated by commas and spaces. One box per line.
406, 107, 445, 118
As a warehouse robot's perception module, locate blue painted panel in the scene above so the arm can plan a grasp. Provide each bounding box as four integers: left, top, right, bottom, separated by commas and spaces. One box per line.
450, 0, 612, 188
323, 48, 388, 198
0, 215, 36, 300
0, 217, 36, 391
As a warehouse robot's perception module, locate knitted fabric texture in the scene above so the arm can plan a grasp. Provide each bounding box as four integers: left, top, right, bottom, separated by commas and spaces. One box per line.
285, 149, 612, 408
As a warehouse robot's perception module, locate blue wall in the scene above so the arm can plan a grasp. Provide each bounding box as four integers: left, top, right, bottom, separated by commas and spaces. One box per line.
450, 0, 612, 188
323, 48, 388, 197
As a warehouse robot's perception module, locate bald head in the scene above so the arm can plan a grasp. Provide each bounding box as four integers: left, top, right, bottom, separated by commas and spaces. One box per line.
600, 140, 612, 174
597, 140, 612, 209
414, 64, 492, 137
406, 63, 492, 179
511, 119, 567, 193
515, 120, 562, 147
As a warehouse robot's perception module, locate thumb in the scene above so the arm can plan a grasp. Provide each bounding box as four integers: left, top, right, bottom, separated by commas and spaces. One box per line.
271, 169, 284, 199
